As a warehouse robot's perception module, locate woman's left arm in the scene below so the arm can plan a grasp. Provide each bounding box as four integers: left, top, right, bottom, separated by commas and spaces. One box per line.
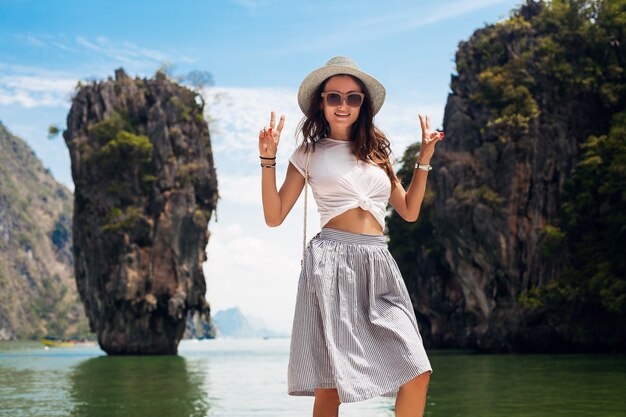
388, 114, 444, 222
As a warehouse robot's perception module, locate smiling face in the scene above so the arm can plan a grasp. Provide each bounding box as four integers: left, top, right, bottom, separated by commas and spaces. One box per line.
320, 75, 363, 137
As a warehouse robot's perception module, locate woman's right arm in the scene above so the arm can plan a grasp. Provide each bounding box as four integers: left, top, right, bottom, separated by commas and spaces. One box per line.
259, 111, 306, 227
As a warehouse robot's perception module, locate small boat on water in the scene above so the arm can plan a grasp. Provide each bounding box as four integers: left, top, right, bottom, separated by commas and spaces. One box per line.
40, 336, 97, 348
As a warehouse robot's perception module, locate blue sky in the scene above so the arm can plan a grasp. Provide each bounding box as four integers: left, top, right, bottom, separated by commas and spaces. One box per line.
1, 0, 522, 333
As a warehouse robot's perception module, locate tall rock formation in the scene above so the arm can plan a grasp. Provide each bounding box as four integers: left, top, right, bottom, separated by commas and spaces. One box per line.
0, 122, 88, 340
63, 68, 219, 354
389, 0, 625, 352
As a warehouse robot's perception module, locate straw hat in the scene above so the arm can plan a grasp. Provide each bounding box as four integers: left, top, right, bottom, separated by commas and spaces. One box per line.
297, 56, 386, 116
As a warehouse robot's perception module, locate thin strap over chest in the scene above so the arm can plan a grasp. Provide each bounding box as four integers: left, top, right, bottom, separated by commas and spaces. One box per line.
301, 147, 312, 267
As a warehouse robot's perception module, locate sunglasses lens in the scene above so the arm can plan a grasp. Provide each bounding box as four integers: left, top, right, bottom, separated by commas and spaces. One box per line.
323, 92, 363, 107
347, 94, 363, 107
326, 93, 342, 106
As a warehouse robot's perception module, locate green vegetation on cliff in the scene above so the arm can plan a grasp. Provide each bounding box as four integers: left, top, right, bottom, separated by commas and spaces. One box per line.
81, 110, 156, 231
507, 0, 625, 349
460, 0, 624, 139
524, 108, 626, 346
562, 112, 626, 316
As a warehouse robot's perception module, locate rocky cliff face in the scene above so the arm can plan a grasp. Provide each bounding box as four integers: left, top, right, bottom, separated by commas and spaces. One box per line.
63, 68, 218, 354
389, 1, 625, 352
0, 122, 88, 340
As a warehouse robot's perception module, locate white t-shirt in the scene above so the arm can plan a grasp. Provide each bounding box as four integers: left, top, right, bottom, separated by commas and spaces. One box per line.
288, 137, 392, 231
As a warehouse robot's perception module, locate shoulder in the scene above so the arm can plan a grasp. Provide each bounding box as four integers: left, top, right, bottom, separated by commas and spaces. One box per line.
296, 139, 327, 154
291, 141, 310, 155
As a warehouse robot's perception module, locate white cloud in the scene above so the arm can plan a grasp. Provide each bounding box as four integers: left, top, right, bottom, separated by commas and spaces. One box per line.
75, 36, 100, 51
218, 174, 263, 206
202, 86, 304, 160
49, 40, 78, 53
1, 75, 75, 93
13, 32, 195, 74
15, 34, 47, 47
204, 220, 303, 333
15, 33, 79, 52
376, 100, 445, 163
0, 66, 76, 108
0, 29, 199, 108
75, 35, 175, 68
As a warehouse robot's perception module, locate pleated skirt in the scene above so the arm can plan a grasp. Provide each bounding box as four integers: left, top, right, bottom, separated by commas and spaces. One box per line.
287, 227, 433, 404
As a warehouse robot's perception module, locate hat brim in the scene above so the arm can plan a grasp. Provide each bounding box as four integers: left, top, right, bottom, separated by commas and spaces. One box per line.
298, 65, 386, 116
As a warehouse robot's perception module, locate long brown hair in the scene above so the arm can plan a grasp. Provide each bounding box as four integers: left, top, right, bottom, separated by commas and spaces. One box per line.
296, 74, 399, 191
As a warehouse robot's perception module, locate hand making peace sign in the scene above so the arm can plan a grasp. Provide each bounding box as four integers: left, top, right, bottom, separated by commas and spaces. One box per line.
259, 111, 286, 159
417, 114, 444, 164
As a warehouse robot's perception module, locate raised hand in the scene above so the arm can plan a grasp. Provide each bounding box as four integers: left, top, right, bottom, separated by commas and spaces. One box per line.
417, 114, 444, 164
259, 111, 286, 158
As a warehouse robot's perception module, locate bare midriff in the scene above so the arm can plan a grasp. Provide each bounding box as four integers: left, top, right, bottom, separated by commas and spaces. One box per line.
323, 207, 384, 235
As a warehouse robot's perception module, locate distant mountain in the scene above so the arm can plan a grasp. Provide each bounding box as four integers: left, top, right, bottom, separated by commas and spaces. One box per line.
0, 121, 90, 340
212, 307, 289, 339
183, 309, 216, 340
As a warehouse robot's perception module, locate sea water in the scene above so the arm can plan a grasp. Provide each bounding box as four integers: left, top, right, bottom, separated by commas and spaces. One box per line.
0, 338, 625, 417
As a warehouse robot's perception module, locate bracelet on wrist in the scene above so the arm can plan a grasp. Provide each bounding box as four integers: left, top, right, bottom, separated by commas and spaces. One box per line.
414, 162, 432, 171
260, 162, 276, 168
260, 156, 276, 160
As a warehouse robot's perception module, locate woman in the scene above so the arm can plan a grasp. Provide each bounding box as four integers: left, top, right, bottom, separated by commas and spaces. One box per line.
258, 56, 443, 417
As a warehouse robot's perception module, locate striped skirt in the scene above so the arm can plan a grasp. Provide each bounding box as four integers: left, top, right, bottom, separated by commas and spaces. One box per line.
287, 227, 433, 404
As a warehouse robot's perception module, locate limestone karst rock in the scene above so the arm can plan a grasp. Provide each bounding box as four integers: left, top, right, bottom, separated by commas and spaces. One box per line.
388, 0, 625, 352
63, 68, 218, 354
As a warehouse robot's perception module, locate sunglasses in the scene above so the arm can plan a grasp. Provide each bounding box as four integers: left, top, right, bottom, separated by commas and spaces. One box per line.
320, 91, 365, 108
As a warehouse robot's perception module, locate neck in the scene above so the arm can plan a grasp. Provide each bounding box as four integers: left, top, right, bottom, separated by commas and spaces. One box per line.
329, 126, 351, 141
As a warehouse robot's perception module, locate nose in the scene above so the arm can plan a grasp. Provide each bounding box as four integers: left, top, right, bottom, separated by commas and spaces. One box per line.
334, 97, 349, 108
